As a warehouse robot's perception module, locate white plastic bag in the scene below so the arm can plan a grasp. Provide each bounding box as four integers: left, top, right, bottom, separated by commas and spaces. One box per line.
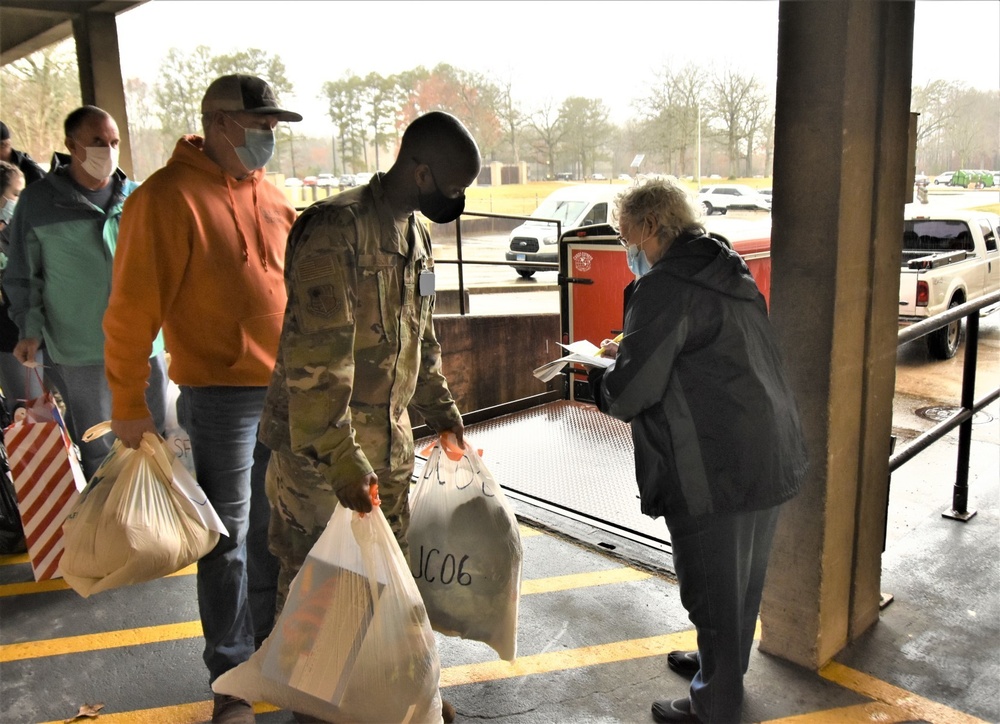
407, 433, 523, 661
59, 423, 226, 597
214, 486, 443, 724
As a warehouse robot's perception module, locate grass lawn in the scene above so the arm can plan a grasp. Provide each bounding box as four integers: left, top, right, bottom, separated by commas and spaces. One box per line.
465, 178, 773, 217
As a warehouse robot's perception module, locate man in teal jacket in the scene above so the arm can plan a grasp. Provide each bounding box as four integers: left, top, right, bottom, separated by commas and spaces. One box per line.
4, 106, 166, 478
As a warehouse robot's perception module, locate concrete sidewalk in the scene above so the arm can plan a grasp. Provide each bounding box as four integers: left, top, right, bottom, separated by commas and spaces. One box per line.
1, 404, 996, 724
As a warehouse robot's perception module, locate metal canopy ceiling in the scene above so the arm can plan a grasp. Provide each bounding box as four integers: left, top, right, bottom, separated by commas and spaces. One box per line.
0, 0, 146, 66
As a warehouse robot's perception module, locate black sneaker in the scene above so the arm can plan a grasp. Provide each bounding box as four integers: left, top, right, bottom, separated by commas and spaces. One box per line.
651, 697, 701, 723
667, 649, 700, 678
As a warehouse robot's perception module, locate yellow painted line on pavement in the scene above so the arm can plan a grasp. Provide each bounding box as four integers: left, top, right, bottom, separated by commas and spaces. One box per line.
0, 566, 653, 663
2, 528, 541, 586
521, 567, 651, 594
0, 621, 203, 663
0, 562, 640, 600
0, 577, 68, 596
0, 552, 30, 566
24, 626, 984, 724
33, 630, 691, 724
0, 564, 198, 598
39, 700, 280, 724
817, 661, 988, 724
440, 629, 700, 687
762, 701, 919, 723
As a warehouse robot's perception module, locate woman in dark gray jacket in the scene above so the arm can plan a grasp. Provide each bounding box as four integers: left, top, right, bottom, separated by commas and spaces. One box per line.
589, 179, 807, 724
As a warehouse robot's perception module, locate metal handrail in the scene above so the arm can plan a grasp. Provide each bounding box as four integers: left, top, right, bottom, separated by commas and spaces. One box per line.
890, 289, 1000, 521
434, 211, 563, 315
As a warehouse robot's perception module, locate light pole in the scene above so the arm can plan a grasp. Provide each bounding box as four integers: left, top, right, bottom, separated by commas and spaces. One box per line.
287, 124, 298, 179
696, 104, 702, 189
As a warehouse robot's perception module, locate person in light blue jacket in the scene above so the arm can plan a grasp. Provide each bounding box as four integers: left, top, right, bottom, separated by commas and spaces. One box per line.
3, 106, 166, 477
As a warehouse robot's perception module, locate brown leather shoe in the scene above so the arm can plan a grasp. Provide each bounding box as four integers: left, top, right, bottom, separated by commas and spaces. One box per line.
212, 694, 255, 724
442, 698, 456, 723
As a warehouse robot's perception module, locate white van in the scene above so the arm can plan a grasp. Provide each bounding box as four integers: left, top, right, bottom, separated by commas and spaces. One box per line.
505, 184, 624, 278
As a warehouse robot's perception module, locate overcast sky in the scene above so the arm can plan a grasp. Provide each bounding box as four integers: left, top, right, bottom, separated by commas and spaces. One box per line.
116, 0, 1000, 136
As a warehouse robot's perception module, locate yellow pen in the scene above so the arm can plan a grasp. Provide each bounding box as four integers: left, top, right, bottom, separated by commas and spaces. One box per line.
596, 332, 625, 357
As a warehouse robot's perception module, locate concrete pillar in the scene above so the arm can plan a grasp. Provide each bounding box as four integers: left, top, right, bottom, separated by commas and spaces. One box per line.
761, 1, 914, 669
490, 161, 504, 187
72, 11, 133, 177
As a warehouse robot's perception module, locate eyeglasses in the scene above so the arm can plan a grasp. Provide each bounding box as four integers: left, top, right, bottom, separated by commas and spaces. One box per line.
617, 235, 628, 247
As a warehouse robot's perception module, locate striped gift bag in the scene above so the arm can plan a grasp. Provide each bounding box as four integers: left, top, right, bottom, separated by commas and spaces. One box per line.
3, 396, 86, 580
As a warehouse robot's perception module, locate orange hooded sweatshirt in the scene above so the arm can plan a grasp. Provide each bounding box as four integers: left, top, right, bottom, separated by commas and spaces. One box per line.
104, 135, 296, 421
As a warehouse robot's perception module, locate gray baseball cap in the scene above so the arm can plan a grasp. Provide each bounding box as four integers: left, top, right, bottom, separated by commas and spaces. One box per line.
201, 74, 302, 122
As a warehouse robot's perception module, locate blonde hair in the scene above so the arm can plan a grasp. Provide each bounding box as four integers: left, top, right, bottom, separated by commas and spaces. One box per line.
614, 177, 704, 244
0, 160, 24, 195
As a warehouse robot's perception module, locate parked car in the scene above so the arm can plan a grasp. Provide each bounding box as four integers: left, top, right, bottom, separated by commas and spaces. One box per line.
758, 188, 773, 210
555, 172, 574, 181
303, 176, 318, 186
354, 172, 374, 185
932, 171, 955, 186
505, 184, 621, 278
618, 173, 633, 181
338, 174, 356, 189
316, 173, 338, 187
589, 173, 606, 181
696, 184, 771, 215
284, 177, 303, 187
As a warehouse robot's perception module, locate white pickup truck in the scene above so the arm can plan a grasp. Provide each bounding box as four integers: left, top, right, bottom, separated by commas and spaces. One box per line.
899, 205, 1000, 359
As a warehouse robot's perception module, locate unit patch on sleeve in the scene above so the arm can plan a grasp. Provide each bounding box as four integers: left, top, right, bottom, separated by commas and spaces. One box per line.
306, 284, 339, 318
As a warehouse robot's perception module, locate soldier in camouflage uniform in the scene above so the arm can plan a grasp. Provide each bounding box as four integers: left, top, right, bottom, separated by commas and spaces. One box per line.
259, 112, 481, 617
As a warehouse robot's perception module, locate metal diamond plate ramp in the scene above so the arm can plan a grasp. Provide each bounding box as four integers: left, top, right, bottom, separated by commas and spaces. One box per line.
417, 400, 670, 549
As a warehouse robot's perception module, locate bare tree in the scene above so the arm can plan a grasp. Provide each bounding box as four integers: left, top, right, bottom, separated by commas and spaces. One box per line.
761, 111, 776, 178
910, 80, 995, 172
154, 46, 216, 141
705, 67, 767, 178
527, 99, 567, 179
0, 40, 80, 164
639, 63, 705, 177
495, 74, 525, 165
124, 77, 165, 180
741, 89, 769, 177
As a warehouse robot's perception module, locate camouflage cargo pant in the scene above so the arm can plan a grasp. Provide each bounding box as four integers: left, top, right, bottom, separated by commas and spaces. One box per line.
266, 448, 415, 616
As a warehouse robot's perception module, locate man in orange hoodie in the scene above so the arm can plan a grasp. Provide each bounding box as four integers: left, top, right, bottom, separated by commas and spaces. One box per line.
103, 75, 300, 724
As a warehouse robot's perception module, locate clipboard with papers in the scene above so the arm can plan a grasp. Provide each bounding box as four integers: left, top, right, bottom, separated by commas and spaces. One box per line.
532, 340, 615, 383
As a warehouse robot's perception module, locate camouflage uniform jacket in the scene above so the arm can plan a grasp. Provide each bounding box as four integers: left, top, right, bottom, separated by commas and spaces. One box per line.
259, 173, 462, 493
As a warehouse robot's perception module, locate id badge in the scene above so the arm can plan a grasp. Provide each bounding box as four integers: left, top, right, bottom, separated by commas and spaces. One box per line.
419, 270, 435, 296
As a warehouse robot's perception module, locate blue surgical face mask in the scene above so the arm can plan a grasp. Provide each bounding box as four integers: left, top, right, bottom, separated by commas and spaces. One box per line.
0, 198, 16, 225
225, 116, 275, 171
624, 224, 655, 277
626, 242, 652, 277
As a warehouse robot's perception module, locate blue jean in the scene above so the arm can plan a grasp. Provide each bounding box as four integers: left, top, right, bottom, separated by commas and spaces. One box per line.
666, 505, 782, 724
48, 351, 167, 479
177, 385, 277, 682
0, 349, 43, 413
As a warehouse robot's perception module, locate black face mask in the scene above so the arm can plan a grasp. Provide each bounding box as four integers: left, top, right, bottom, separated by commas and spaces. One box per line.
418, 166, 466, 224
